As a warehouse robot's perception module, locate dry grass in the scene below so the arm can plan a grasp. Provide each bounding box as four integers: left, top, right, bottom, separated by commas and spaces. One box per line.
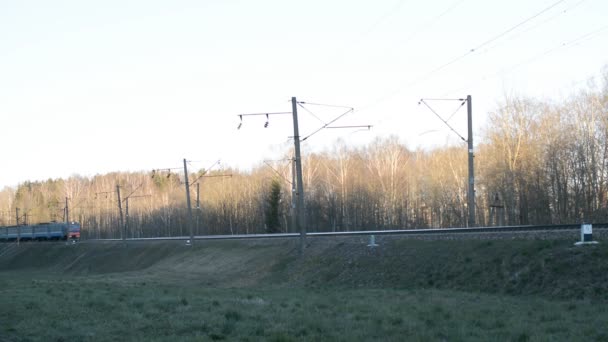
1, 235, 608, 341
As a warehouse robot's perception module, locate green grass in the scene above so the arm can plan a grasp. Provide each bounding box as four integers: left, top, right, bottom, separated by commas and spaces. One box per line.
1, 275, 608, 341
286, 237, 608, 300
1, 235, 608, 341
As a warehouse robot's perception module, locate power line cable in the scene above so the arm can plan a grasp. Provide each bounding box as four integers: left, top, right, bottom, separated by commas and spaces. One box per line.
360, 0, 568, 113
441, 24, 608, 96
354, 0, 467, 71
354, 0, 409, 43
324, 0, 409, 64
467, 0, 567, 54
362, 1, 594, 141
479, 0, 588, 54
399, 0, 466, 45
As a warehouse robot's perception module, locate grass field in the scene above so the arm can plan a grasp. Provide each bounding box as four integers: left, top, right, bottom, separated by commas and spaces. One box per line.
1, 234, 607, 341
3, 275, 608, 341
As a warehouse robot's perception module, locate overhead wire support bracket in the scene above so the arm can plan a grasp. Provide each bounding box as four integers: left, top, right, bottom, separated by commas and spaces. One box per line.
326, 125, 372, 129
238, 112, 291, 116
94, 190, 114, 199
188, 173, 233, 188
122, 183, 144, 201
188, 159, 228, 186
300, 106, 355, 141
236, 112, 291, 129
418, 98, 468, 143
197, 174, 232, 178
421, 98, 466, 101
297, 103, 326, 125
151, 167, 182, 179
263, 160, 292, 185
419, 95, 476, 227
296, 101, 354, 109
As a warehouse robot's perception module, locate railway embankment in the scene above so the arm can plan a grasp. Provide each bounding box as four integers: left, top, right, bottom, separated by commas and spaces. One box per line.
1, 231, 606, 301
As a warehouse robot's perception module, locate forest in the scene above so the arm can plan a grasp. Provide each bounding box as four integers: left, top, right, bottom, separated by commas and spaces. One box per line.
1, 74, 607, 239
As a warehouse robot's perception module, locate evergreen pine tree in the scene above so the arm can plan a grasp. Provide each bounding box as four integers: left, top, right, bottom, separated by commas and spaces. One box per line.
265, 179, 281, 233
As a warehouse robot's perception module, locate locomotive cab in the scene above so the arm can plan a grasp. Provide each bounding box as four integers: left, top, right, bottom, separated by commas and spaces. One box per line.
67, 222, 81, 240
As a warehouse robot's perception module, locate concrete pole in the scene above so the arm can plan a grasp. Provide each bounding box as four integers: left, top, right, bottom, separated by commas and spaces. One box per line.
291, 155, 297, 234
65, 196, 70, 242
196, 183, 200, 209
65, 197, 69, 224
116, 185, 124, 242
291, 97, 306, 254
125, 197, 129, 239
184, 158, 194, 245
196, 182, 201, 235
16, 207, 20, 245
467, 95, 475, 227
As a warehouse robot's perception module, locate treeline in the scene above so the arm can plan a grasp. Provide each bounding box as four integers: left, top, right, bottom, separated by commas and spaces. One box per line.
1, 75, 607, 238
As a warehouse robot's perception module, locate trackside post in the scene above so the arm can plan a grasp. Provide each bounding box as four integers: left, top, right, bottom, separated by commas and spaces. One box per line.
575, 223, 599, 246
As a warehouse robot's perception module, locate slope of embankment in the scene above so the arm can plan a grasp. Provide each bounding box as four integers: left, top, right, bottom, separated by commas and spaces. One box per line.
1, 231, 606, 301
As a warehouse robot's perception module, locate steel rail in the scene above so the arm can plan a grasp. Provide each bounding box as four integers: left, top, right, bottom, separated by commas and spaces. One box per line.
80, 223, 608, 243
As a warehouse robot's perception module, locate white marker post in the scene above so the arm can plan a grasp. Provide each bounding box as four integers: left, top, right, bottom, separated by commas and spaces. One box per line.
575, 224, 599, 246
367, 235, 379, 247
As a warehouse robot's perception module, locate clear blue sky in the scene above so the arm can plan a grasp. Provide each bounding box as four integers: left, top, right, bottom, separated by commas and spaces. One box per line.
1, 0, 607, 188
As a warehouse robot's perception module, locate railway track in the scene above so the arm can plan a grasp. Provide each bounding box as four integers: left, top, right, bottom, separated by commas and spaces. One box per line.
80, 223, 607, 243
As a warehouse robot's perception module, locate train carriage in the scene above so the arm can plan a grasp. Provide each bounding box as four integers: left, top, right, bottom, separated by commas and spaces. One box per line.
0, 222, 81, 241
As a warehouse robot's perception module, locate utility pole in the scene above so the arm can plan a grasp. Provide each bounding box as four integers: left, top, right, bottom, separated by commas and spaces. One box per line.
466, 95, 475, 227
65, 197, 71, 244
196, 183, 200, 209
116, 185, 124, 242
65, 197, 69, 224
187, 162, 230, 238
291, 155, 297, 234
291, 97, 306, 254
420, 95, 475, 227
123, 195, 150, 238
196, 183, 200, 236
237, 98, 359, 253
16, 207, 20, 245
125, 197, 130, 238
184, 158, 194, 245
151, 160, 225, 244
